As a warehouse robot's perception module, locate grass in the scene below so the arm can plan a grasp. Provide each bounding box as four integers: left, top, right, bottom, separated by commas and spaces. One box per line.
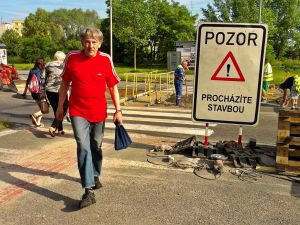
114, 64, 167, 74
13, 64, 34, 70
273, 66, 300, 86
0, 120, 13, 130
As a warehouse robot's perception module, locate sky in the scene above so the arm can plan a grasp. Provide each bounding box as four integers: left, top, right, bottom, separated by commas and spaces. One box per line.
0, 0, 213, 24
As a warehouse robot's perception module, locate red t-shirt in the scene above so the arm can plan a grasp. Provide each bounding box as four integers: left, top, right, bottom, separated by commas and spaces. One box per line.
61, 51, 120, 122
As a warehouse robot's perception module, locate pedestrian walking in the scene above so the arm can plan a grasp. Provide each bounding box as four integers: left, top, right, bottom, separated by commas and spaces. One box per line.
261, 58, 273, 102
174, 60, 189, 106
22, 58, 46, 127
56, 27, 123, 209
45, 51, 68, 137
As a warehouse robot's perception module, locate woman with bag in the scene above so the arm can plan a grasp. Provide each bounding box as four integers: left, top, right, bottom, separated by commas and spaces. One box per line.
22, 57, 46, 127
45, 51, 68, 137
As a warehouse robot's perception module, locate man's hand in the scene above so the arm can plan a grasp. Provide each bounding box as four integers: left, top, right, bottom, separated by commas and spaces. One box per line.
113, 110, 123, 124
56, 106, 64, 121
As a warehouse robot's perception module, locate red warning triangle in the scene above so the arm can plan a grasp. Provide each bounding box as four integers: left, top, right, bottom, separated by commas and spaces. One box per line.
211, 51, 245, 82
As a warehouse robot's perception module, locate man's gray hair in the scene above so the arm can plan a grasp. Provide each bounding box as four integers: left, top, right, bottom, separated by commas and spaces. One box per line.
80, 27, 103, 43
54, 51, 66, 61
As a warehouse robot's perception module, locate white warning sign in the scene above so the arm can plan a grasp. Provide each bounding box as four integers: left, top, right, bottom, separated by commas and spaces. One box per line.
192, 23, 268, 125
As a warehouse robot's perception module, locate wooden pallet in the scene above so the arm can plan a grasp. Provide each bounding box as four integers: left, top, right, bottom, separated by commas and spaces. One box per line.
276, 109, 300, 173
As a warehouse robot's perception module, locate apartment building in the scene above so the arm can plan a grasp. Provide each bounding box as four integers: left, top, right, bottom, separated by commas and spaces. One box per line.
0, 23, 13, 37
12, 20, 24, 36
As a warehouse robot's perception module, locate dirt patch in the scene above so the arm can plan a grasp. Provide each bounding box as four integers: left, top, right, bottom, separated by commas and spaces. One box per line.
121, 85, 287, 108
163, 93, 193, 108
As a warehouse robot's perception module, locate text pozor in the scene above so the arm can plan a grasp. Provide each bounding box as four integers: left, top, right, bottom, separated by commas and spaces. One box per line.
205, 31, 257, 46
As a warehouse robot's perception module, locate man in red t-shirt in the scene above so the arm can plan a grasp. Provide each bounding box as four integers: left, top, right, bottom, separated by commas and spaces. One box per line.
56, 27, 123, 209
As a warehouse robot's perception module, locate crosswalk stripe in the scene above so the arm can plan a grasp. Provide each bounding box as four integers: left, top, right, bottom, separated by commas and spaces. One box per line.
108, 109, 192, 119
0, 125, 28, 137
108, 105, 192, 113
105, 122, 214, 136
122, 116, 217, 127
107, 106, 215, 136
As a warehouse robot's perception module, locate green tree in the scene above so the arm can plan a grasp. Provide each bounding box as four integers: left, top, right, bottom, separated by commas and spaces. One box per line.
0, 29, 22, 56
51, 8, 101, 40
148, 0, 197, 63
202, 0, 262, 23
23, 8, 63, 42
201, 0, 300, 59
266, 0, 300, 58
100, 18, 126, 63
285, 27, 300, 59
20, 36, 57, 63
111, 0, 157, 70
20, 8, 102, 62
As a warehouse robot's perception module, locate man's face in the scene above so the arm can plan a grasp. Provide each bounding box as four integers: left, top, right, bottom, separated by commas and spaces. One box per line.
182, 61, 189, 70
83, 37, 101, 57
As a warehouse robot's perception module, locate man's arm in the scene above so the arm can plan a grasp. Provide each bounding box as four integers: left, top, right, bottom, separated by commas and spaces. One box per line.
56, 80, 69, 120
108, 84, 123, 124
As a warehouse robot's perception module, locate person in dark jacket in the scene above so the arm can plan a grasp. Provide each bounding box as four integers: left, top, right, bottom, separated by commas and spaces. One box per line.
22, 58, 46, 127
279, 76, 294, 107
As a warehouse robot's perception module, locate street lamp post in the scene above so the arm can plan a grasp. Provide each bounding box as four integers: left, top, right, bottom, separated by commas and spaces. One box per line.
258, 0, 262, 24
110, 0, 113, 60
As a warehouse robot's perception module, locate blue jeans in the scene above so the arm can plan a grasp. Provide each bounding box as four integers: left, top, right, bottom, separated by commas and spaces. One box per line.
174, 78, 183, 105
71, 116, 105, 188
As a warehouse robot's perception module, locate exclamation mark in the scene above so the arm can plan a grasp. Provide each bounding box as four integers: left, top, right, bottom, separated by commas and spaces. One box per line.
227, 64, 230, 77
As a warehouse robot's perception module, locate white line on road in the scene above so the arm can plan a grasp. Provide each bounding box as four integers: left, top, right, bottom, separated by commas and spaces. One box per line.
0, 125, 28, 138
123, 116, 217, 127
105, 122, 214, 136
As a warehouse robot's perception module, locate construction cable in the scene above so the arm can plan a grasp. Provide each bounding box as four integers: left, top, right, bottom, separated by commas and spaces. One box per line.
193, 160, 223, 180
146, 153, 203, 169
172, 159, 200, 169
147, 153, 224, 180
146, 152, 174, 167
254, 170, 300, 183
229, 168, 263, 182
229, 168, 300, 183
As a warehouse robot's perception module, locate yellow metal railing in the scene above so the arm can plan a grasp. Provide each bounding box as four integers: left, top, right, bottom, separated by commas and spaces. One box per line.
123, 71, 175, 105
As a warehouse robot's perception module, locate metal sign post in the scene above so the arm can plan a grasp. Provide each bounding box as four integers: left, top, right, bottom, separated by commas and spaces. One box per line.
192, 23, 268, 126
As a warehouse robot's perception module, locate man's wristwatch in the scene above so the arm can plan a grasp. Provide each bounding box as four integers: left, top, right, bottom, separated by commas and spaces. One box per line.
115, 110, 122, 114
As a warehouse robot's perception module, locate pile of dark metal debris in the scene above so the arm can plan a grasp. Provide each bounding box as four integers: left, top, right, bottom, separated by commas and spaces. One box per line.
151, 135, 276, 169
148, 136, 299, 182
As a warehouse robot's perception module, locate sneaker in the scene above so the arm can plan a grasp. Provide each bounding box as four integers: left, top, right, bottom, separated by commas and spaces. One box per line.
49, 127, 56, 137
92, 176, 103, 190
58, 130, 65, 135
79, 189, 96, 209
35, 123, 44, 128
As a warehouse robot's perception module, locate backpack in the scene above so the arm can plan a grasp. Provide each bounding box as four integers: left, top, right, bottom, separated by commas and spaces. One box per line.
28, 73, 39, 93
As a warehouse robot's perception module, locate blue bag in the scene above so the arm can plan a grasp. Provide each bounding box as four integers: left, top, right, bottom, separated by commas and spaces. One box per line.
114, 121, 132, 150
